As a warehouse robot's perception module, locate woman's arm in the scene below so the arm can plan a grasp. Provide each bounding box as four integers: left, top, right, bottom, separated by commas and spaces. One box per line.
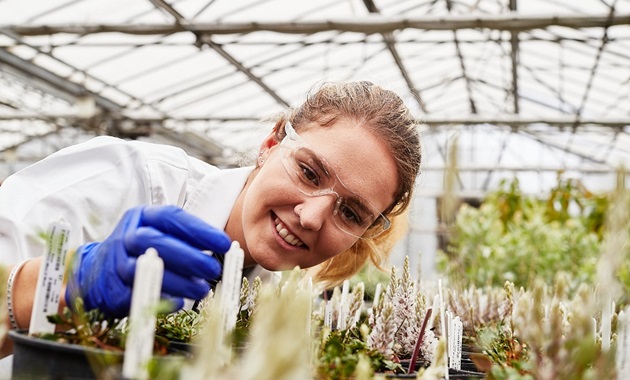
1, 257, 69, 358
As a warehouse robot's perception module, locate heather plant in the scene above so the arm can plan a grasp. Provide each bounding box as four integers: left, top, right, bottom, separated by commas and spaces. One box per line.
345, 282, 365, 328
366, 257, 437, 364
510, 278, 616, 380
447, 283, 512, 339
391, 257, 419, 358
367, 301, 396, 358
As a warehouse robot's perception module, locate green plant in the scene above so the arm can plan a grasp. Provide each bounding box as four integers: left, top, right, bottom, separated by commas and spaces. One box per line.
349, 264, 390, 301
438, 177, 614, 290
317, 326, 401, 379
155, 309, 203, 344
44, 299, 127, 351
475, 323, 532, 380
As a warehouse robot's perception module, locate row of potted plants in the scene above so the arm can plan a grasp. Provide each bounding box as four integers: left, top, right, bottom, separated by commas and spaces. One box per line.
6, 255, 629, 379
2, 174, 629, 379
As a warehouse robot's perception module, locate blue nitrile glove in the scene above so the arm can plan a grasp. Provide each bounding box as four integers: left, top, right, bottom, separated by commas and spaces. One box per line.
65, 205, 231, 318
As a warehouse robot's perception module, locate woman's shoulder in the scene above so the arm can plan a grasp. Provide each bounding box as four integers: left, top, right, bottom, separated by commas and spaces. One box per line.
64, 136, 208, 169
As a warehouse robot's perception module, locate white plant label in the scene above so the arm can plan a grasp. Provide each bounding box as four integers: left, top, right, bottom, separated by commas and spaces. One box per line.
337, 304, 347, 331
29, 221, 71, 335
601, 293, 612, 351
324, 301, 333, 329
220, 241, 245, 334
616, 308, 630, 378
438, 279, 449, 380
123, 248, 164, 380
448, 316, 463, 370
430, 294, 440, 331
340, 279, 350, 306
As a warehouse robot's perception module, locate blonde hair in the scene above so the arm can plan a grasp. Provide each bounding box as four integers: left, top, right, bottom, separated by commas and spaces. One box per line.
274, 81, 422, 288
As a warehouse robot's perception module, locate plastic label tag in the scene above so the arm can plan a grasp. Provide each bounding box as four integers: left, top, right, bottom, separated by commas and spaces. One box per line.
220, 241, 245, 334
324, 301, 333, 329
123, 248, 164, 380
29, 221, 71, 335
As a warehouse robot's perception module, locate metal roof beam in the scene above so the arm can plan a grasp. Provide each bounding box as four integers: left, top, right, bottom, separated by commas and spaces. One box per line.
5, 14, 630, 36
362, 0, 428, 113
0, 48, 121, 113
419, 165, 630, 173
200, 38, 291, 108
445, 0, 477, 114
509, 0, 520, 114
147, 0, 290, 108
3, 113, 626, 128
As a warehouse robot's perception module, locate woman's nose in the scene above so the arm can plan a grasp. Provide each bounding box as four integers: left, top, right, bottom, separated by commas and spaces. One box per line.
296, 195, 337, 231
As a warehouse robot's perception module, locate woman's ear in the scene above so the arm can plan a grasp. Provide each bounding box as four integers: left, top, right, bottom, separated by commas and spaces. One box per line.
257, 120, 284, 162
260, 120, 283, 146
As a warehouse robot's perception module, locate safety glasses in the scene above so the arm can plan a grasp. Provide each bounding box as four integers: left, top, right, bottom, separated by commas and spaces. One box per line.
278, 121, 391, 239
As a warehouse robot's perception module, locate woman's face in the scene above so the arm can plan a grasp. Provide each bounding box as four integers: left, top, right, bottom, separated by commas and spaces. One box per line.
240, 118, 399, 271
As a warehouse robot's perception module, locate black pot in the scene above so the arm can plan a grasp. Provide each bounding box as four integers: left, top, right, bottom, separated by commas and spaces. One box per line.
167, 340, 202, 354
382, 368, 485, 379
399, 358, 430, 372
10, 331, 190, 380
461, 357, 482, 372
10, 330, 124, 379
448, 367, 486, 379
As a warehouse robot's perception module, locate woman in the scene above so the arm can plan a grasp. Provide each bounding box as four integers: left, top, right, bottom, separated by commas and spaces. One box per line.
0, 81, 421, 342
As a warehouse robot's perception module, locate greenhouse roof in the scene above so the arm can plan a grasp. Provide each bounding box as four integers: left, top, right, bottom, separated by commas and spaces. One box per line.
0, 0, 629, 199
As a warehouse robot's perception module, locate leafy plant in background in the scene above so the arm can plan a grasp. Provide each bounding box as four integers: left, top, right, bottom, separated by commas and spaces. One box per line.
349, 263, 390, 302
437, 176, 630, 290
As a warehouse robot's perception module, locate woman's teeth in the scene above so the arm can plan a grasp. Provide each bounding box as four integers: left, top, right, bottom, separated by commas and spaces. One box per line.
274, 218, 304, 247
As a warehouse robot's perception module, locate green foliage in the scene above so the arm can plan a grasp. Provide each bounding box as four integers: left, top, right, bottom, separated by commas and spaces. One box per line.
44, 299, 126, 351
475, 323, 531, 380
349, 264, 390, 301
46, 298, 176, 355
437, 177, 630, 290
316, 327, 402, 379
155, 309, 202, 343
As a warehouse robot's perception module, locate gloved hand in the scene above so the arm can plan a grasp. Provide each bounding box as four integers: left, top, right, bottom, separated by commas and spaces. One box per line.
65, 205, 231, 318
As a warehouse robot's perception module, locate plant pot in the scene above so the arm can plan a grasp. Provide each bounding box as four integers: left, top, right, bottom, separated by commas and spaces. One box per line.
10, 330, 124, 379
399, 358, 430, 372
10, 330, 190, 380
383, 368, 485, 379
448, 367, 486, 379
168, 340, 200, 353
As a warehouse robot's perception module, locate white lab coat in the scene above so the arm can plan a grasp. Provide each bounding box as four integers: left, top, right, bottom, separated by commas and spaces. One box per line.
0, 136, 272, 281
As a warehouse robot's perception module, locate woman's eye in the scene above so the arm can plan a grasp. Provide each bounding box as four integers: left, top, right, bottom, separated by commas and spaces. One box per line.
298, 163, 319, 186
338, 204, 363, 226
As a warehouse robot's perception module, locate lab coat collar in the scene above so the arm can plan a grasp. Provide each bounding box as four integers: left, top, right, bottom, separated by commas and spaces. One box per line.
183, 166, 254, 230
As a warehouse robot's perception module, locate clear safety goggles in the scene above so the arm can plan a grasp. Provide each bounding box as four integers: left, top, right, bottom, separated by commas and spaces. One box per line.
278, 121, 391, 239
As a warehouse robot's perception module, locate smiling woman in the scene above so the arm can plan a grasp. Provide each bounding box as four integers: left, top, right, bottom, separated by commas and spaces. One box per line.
0, 80, 421, 354
259, 81, 423, 287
